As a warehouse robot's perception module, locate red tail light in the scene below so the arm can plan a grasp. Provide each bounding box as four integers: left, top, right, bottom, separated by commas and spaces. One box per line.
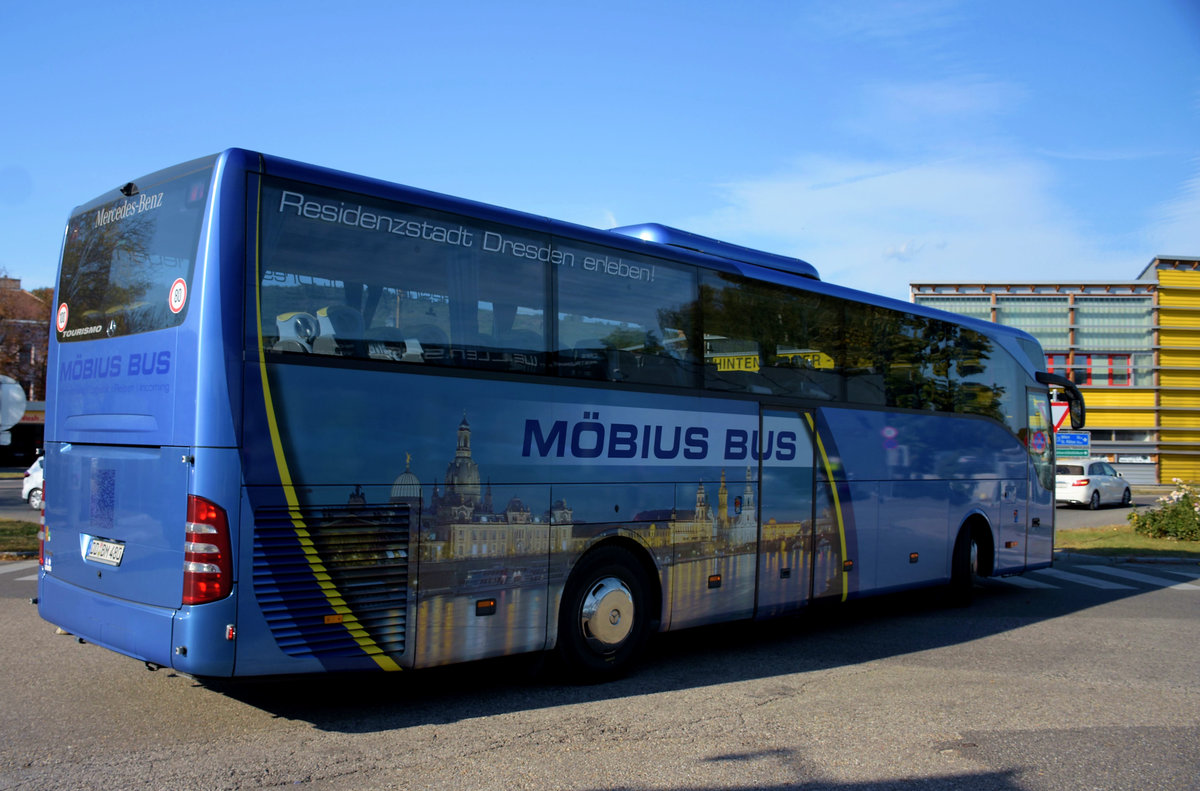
1071, 478, 1091, 487
183, 495, 233, 605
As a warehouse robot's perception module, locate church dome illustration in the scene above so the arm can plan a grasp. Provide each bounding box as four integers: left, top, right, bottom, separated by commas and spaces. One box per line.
390, 454, 421, 503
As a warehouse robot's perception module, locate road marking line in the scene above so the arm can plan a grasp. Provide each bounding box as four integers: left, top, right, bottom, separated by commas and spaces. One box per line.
1000, 576, 1059, 589
0, 561, 37, 576
1154, 568, 1200, 581
1030, 568, 1135, 589
1078, 565, 1199, 590
17, 574, 38, 582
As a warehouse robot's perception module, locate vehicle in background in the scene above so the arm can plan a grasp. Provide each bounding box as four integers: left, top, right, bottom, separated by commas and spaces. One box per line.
22, 456, 43, 510
1055, 459, 1130, 509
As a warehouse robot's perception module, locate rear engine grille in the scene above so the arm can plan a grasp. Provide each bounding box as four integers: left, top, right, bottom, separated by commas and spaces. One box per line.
252, 502, 410, 659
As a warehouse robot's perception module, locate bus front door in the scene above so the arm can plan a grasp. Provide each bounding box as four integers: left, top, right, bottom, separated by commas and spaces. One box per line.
1026, 389, 1055, 568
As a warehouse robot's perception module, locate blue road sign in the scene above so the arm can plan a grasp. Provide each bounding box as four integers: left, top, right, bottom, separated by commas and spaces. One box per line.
1055, 431, 1090, 458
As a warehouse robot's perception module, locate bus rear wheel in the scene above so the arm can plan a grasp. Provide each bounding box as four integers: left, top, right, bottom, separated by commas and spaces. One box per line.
557, 546, 650, 678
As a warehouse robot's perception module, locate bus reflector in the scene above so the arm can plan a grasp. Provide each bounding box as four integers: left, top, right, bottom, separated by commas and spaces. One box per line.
37, 482, 46, 567
183, 495, 232, 605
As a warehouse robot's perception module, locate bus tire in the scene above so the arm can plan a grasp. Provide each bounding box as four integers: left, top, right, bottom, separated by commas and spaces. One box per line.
949, 526, 979, 606
557, 546, 650, 679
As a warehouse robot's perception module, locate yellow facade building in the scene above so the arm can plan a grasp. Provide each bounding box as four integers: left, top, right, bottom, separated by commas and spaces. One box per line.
912, 256, 1200, 484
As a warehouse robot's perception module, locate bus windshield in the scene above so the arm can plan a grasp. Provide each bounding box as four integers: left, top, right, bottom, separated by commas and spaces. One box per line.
55, 162, 213, 342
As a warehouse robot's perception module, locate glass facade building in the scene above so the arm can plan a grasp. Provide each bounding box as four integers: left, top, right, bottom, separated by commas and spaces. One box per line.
912, 256, 1200, 485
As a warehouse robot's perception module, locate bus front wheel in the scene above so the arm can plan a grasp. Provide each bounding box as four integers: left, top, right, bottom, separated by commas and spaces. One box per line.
949, 526, 980, 606
557, 546, 650, 678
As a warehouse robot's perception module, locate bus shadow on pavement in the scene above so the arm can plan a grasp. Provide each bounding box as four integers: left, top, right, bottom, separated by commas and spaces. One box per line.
210, 574, 1135, 735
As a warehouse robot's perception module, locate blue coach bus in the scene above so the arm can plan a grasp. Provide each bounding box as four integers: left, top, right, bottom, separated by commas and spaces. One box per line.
38, 149, 1084, 678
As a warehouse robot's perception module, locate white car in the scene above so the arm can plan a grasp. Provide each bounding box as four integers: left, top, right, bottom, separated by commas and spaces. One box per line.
22, 456, 43, 510
1055, 458, 1130, 509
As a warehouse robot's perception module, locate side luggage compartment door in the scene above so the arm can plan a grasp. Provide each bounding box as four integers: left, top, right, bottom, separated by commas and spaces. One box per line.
756, 407, 817, 618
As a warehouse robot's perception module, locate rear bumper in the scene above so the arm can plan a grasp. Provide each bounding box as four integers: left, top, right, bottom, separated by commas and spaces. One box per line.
38, 571, 176, 668
38, 571, 239, 676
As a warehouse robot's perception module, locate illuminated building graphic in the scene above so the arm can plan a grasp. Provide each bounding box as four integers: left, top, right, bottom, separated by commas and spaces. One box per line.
389, 414, 574, 563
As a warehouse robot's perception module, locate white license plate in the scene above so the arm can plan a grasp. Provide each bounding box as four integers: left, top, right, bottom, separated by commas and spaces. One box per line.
86, 538, 125, 567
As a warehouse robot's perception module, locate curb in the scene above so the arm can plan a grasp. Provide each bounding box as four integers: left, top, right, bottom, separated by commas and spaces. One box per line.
1054, 549, 1200, 565
0, 552, 37, 562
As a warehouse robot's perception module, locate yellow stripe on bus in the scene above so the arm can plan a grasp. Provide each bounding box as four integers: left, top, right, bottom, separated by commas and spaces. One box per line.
806, 413, 849, 602
253, 180, 400, 672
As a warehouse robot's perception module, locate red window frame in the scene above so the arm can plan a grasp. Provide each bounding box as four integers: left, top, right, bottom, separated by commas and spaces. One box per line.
1053, 353, 1131, 387
1071, 355, 1092, 386
1108, 354, 1131, 386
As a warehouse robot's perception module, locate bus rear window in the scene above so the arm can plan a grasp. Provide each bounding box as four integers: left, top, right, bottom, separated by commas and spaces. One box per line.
55, 165, 212, 342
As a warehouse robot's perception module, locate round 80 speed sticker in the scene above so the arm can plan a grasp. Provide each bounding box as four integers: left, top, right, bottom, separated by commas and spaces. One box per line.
169, 278, 187, 314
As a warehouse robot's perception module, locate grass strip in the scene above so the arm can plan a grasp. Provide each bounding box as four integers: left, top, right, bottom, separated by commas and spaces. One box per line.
1056, 523, 1200, 559
0, 519, 40, 554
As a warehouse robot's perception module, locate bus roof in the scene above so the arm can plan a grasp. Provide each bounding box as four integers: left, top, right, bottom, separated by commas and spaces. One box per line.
608, 222, 820, 280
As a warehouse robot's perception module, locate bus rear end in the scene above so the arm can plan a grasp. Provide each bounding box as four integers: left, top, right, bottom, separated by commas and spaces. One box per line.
38, 153, 246, 676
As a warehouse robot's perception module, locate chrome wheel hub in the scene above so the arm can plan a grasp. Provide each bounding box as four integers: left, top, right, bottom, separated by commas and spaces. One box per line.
580, 576, 634, 653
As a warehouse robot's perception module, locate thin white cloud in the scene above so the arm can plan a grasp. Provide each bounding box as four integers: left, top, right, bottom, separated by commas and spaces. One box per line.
1147, 157, 1200, 256
861, 77, 1028, 124
812, 0, 964, 46
1034, 146, 1177, 162
687, 154, 1141, 300
884, 240, 926, 261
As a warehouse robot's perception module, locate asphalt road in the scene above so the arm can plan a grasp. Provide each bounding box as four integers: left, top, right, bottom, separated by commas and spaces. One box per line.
3, 549, 1199, 789
3, 473, 1195, 788
0, 478, 36, 523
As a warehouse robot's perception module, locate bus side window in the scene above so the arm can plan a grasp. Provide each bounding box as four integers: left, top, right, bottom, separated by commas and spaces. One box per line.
558, 339, 612, 380
312, 304, 366, 357
363, 326, 413, 362
700, 273, 849, 400
496, 329, 546, 374
553, 237, 698, 388
403, 324, 450, 365
632, 351, 689, 387
274, 312, 319, 353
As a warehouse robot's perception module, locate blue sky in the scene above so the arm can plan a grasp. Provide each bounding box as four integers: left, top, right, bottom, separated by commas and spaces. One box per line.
1, 1, 1198, 301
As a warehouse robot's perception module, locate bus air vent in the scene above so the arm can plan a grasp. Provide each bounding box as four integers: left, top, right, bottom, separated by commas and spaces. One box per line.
252, 502, 410, 660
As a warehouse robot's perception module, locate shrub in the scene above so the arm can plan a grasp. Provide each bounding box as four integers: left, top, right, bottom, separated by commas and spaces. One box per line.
1128, 479, 1200, 541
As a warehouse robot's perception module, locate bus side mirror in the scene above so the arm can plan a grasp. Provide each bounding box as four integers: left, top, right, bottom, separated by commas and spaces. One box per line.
1067, 393, 1085, 430
1036, 371, 1086, 429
